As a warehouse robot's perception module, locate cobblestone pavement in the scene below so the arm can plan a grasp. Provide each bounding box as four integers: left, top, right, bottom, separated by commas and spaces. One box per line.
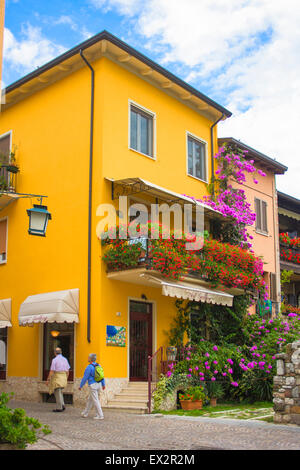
8, 400, 300, 451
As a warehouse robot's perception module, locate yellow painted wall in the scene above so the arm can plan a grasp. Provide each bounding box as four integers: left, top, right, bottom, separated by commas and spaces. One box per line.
0, 54, 218, 382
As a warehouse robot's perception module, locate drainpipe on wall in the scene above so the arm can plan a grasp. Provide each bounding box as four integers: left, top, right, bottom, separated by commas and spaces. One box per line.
80, 49, 95, 343
210, 113, 225, 199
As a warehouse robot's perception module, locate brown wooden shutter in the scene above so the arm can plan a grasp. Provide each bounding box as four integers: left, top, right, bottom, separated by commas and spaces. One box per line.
0, 134, 10, 162
270, 273, 277, 302
0, 219, 7, 255
261, 201, 268, 233
255, 198, 261, 230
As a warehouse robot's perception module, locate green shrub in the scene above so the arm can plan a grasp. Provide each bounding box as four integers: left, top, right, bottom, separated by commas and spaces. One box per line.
0, 393, 51, 449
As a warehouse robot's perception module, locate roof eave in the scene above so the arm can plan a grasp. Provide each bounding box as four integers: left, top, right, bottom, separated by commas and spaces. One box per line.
4, 30, 232, 119
218, 137, 288, 174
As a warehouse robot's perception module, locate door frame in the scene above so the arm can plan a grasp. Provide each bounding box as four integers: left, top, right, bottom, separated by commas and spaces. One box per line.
39, 323, 77, 382
127, 296, 157, 381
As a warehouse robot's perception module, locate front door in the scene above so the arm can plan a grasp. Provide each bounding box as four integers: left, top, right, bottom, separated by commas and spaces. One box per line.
43, 323, 74, 381
129, 300, 152, 381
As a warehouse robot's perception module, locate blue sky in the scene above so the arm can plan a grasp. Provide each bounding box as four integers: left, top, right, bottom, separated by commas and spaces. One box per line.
3, 0, 300, 198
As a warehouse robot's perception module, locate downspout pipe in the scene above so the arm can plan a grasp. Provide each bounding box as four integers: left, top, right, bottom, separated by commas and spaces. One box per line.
80, 49, 95, 343
210, 113, 225, 199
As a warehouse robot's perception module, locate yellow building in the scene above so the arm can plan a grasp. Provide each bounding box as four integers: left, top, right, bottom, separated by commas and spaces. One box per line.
0, 31, 239, 409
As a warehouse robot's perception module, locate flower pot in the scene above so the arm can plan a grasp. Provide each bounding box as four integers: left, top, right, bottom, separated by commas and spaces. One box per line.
210, 398, 217, 407
180, 400, 203, 410
4, 164, 19, 174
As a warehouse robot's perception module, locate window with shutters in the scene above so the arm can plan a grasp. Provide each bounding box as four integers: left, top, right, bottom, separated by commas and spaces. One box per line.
0, 218, 7, 263
129, 102, 155, 159
255, 198, 268, 234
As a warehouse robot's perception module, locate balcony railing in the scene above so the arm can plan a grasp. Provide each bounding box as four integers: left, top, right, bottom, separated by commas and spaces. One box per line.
0, 164, 17, 193
147, 345, 198, 413
280, 242, 300, 267
103, 235, 264, 297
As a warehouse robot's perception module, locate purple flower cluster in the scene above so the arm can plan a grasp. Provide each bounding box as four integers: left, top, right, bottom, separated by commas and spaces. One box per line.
182, 145, 267, 254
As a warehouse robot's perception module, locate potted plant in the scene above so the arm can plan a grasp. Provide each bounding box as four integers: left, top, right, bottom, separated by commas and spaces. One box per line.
179, 386, 206, 410
0, 147, 19, 174
0, 392, 51, 449
207, 381, 224, 407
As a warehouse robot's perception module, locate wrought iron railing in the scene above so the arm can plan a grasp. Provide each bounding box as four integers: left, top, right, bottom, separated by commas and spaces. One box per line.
0, 165, 17, 193
147, 346, 163, 414
147, 345, 198, 413
280, 242, 300, 266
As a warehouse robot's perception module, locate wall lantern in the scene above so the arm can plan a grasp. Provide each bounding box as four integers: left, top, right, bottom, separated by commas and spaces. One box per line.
50, 330, 60, 338
27, 204, 52, 237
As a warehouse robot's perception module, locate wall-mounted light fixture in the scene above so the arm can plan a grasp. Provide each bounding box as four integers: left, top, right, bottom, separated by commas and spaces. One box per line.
27, 200, 52, 237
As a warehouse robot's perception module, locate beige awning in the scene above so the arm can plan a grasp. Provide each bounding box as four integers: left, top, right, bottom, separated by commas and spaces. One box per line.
0, 299, 12, 328
278, 207, 300, 221
18, 289, 79, 326
144, 276, 233, 306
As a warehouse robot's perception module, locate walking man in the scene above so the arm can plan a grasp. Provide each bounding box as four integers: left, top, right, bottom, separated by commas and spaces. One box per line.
79, 353, 105, 420
46, 347, 70, 412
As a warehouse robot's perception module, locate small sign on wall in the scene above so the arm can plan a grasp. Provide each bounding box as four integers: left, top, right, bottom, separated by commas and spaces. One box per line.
106, 325, 126, 347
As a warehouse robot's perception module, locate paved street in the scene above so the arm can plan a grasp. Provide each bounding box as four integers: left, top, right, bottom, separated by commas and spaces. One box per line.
7, 400, 300, 451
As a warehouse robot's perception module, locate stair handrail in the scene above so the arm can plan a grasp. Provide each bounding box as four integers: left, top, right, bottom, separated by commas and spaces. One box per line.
147, 346, 164, 414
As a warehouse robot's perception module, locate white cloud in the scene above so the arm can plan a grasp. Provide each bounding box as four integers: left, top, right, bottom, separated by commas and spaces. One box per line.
91, 0, 300, 198
89, 0, 141, 16
3, 24, 66, 75
54, 15, 94, 40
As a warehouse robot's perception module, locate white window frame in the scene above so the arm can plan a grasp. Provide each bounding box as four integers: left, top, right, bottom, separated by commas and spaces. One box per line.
186, 131, 208, 183
128, 100, 156, 160
0, 216, 8, 265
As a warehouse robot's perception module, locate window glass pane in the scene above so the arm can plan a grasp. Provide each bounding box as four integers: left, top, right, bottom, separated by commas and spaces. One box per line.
188, 137, 206, 180
130, 301, 151, 314
130, 109, 138, 150
0, 328, 7, 380
188, 138, 194, 175
140, 114, 149, 155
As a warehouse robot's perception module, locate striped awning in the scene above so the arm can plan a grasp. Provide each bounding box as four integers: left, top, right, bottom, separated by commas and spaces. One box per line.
0, 299, 12, 328
143, 275, 233, 306
18, 289, 79, 326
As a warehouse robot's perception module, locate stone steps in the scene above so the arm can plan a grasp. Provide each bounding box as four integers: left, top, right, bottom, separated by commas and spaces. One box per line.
102, 381, 150, 414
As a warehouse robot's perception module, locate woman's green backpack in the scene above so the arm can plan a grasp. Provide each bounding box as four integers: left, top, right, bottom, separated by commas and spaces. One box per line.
93, 363, 104, 382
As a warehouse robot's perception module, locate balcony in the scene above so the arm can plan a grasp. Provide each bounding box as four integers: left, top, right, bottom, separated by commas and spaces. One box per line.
280, 242, 300, 273
0, 164, 20, 210
102, 233, 265, 303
